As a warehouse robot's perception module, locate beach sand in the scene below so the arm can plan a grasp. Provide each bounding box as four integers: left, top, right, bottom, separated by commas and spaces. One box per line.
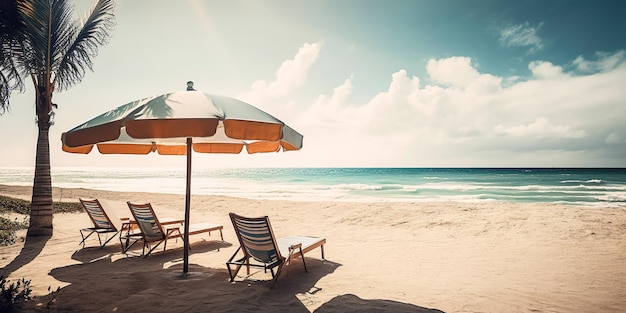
1, 184, 625, 312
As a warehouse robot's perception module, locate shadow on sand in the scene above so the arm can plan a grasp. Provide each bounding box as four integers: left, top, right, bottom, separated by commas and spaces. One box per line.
0, 235, 50, 277
24, 239, 337, 312
314, 294, 445, 313
23, 242, 444, 313
69, 238, 231, 264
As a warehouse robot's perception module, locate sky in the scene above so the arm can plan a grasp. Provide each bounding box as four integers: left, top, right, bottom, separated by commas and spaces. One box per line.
1, 0, 625, 168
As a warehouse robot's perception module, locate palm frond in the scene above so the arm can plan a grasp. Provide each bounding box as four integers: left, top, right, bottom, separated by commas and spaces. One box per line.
55, 0, 115, 91
0, 41, 24, 93
0, 54, 25, 113
50, 0, 77, 73
0, 0, 25, 112
1, 0, 115, 110
16, 0, 52, 74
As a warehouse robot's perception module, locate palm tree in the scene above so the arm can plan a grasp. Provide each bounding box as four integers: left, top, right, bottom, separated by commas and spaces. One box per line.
0, 0, 115, 236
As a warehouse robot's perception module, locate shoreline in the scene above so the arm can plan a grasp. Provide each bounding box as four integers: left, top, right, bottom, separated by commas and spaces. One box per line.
1, 183, 624, 208
1, 184, 625, 312
3, 167, 625, 206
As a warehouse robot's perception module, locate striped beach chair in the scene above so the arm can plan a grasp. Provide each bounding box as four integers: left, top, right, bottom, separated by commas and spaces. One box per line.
227, 212, 326, 288
79, 198, 124, 249
125, 201, 223, 256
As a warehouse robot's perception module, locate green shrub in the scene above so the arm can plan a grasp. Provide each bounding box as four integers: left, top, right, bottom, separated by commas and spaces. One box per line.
0, 216, 28, 246
0, 196, 30, 215
0, 276, 32, 313
0, 195, 83, 214
52, 201, 83, 214
0, 195, 83, 247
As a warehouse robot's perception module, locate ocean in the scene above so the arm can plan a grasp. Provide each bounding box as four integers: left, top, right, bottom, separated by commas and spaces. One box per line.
1, 167, 626, 207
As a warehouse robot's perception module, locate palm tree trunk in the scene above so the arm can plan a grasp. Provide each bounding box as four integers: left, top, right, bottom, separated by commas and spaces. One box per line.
28, 119, 53, 236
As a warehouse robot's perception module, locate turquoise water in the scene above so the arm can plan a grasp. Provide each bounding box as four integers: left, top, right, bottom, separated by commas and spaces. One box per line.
2, 167, 625, 206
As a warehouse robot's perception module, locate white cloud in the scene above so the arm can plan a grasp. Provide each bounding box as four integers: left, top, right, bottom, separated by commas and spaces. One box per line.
529, 61, 566, 79
300, 78, 355, 128
207, 43, 626, 167
238, 42, 322, 104
573, 50, 625, 73
606, 132, 622, 144
289, 50, 626, 166
426, 57, 480, 87
494, 117, 587, 139
499, 22, 544, 54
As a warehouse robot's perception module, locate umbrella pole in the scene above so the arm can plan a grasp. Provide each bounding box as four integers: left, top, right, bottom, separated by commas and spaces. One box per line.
183, 137, 192, 274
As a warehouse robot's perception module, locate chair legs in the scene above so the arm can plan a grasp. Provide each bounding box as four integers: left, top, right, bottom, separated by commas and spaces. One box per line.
287, 244, 308, 272
78, 229, 95, 248
99, 232, 119, 248
79, 229, 119, 249
123, 238, 180, 257
267, 246, 308, 289
226, 247, 244, 282
120, 233, 142, 254
269, 264, 285, 289
226, 246, 297, 289
144, 240, 166, 257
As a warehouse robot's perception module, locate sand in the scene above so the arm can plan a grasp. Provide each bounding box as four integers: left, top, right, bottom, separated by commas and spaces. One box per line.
1, 183, 625, 312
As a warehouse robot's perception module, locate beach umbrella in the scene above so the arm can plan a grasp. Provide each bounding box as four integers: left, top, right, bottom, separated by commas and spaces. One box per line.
61, 81, 303, 274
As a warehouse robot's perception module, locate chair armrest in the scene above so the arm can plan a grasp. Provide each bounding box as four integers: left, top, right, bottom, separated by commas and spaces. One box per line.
288, 243, 302, 251
165, 227, 182, 237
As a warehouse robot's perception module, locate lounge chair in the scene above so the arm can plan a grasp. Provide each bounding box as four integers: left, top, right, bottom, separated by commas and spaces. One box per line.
227, 212, 326, 288
78, 198, 125, 249
124, 201, 224, 256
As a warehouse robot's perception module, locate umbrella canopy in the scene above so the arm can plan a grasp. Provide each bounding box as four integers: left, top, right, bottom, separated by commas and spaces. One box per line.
62, 82, 302, 155
61, 82, 303, 273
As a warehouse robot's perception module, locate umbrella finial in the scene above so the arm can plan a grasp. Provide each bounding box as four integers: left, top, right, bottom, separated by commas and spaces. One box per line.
186, 81, 195, 91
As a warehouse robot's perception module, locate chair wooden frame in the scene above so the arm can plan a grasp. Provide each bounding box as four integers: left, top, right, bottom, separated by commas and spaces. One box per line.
79, 198, 124, 249
124, 201, 224, 257
227, 212, 326, 288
